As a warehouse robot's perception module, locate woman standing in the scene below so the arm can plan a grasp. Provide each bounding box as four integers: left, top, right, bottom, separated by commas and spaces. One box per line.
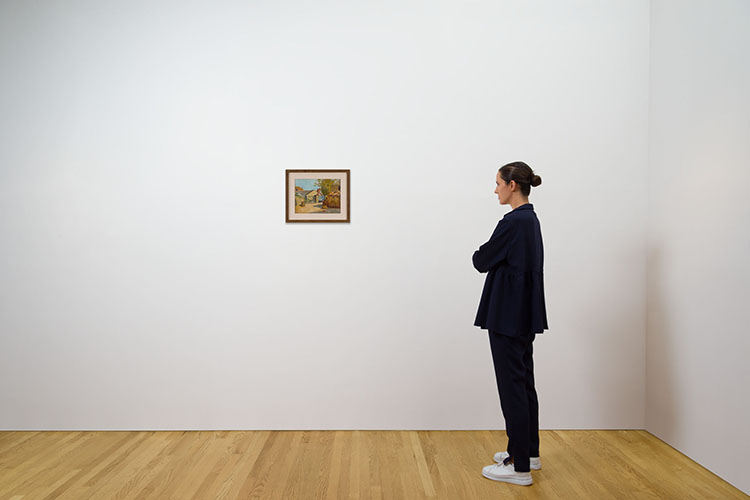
472, 161, 548, 486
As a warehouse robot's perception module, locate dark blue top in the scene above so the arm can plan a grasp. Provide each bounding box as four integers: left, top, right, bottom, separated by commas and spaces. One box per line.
472, 203, 548, 336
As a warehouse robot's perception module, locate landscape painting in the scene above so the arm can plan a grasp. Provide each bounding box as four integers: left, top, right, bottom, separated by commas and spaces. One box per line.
294, 178, 341, 214
285, 169, 350, 223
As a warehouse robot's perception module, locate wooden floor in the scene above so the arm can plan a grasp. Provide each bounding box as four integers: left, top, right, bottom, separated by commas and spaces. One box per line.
0, 430, 744, 500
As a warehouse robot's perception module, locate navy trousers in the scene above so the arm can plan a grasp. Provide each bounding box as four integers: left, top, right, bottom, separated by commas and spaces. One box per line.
488, 331, 540, 473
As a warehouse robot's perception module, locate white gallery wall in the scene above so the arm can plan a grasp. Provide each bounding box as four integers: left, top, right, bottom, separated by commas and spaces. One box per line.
647, 0, 750, 494
0, 0, 651, 431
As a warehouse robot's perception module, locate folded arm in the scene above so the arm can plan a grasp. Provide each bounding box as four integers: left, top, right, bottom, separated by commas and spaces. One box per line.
472, 218, 513, 273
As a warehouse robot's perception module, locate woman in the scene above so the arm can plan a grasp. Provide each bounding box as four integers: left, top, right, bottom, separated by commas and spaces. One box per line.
472, 161, 548, 486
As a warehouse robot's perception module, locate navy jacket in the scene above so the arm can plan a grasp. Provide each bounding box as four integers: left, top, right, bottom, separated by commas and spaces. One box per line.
473, 203, 548, 336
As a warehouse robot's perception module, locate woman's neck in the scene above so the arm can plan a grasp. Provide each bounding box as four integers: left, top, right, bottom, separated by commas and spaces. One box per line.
510, 197, 530, 210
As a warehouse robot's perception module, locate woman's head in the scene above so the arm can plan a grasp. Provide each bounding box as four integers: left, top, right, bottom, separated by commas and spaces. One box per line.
495, 161, 541, 204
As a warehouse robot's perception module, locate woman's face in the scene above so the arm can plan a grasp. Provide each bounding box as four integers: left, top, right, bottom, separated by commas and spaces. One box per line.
494, 172, 514, 205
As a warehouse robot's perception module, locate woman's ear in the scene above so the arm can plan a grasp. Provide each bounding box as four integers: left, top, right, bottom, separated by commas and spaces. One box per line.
509, 180, 517, 192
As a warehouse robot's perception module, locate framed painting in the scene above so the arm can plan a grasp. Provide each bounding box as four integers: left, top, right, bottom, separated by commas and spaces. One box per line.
285, 169, 350, 223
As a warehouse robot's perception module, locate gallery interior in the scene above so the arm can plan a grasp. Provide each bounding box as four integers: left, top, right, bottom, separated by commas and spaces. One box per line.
0, 0, 747, 497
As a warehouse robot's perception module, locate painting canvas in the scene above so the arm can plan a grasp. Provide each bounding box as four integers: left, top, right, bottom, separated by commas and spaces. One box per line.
294, 178, 341, 214
286, 169, 350, 223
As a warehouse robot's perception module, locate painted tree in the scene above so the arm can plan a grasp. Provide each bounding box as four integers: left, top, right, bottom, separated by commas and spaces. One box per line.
314, 179, 340, 196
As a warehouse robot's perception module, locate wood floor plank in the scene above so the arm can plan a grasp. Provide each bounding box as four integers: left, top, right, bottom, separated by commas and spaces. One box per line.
0, 432, 39, 456
51, 432, 150, 500
0, 432, 83, 498
407, 431, 436, 497
325, 430, 344, 500
77, 431, 166, 500
0, 430, 745, 499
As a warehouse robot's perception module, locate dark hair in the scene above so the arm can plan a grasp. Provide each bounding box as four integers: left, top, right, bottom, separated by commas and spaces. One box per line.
498, 161, 542, 197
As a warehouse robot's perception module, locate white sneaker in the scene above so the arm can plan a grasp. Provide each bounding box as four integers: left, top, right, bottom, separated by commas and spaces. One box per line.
481, 462, 533, 485
493, 451, 541, 470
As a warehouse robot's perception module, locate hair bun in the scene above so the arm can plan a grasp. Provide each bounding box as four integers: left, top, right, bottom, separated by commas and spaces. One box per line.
531, 174, 542, 187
